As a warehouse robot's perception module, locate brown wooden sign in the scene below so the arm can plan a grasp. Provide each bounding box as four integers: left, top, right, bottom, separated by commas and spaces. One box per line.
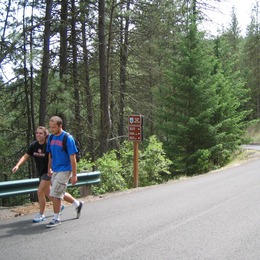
128, 115, 144, 188
128, 115, 143, 126
128, 115, 143, 142
128, 125, 142, 141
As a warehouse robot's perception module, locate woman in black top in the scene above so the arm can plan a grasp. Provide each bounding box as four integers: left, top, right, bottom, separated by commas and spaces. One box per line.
12, 126, 53, 222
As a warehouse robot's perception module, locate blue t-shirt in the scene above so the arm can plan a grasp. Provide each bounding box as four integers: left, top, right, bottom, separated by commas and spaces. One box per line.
47, 131, 78, 172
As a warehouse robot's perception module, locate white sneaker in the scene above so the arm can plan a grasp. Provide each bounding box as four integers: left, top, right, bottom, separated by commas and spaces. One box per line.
33, 213, 46, 223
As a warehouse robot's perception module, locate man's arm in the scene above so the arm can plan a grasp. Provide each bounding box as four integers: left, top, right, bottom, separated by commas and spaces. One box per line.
48, 153, 52, 176
69, 154, 77, 185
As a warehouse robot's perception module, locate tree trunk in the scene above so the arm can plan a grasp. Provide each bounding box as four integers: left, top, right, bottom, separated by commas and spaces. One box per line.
60, 0, 68, 81
80, 0, 95, 161
98, 0, 111, 155
71, 0, 81, 137
29, 2, 35, 138
22, 1, 35, 179
39, 0, 52, 126
118, 1, 130, 141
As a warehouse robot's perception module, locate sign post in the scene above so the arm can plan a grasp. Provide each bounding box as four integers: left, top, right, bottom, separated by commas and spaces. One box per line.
133, 141, 139, 188
128, 115, 143, 188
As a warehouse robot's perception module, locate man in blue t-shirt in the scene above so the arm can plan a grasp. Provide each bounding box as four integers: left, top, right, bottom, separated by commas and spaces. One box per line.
46, 116, 83, 228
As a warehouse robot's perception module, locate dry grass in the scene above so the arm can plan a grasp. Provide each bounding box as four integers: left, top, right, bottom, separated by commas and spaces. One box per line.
244, 122, 260, 144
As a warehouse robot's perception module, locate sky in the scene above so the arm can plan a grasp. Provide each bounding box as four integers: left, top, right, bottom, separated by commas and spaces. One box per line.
203, 0, 257, 36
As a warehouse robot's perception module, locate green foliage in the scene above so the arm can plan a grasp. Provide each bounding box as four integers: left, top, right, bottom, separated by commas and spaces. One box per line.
0, 0, 258, 206
47, 76, 76, 117
155, 10, 252, 176
91, 136, 172, 194
0, 195, 31, 207
243, 120, 260, 143
67, 187, 80, 198
77, 158, 95, 172
138, 135, 172, 186
0, 87, 27, 181
92, 150, 127, 195
115, 141, 136, 188
156, 22, 218, 175
185, 149, 213, 175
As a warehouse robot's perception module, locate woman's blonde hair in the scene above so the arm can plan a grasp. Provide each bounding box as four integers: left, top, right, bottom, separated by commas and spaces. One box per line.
37, 126, 49, 137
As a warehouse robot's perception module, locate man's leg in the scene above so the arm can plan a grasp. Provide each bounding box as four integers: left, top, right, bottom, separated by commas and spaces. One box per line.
64, 192, 84, 219
46, 172, 64, 228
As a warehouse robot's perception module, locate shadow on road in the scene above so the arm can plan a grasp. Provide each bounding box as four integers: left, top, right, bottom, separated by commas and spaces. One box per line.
0, 216, 76, 238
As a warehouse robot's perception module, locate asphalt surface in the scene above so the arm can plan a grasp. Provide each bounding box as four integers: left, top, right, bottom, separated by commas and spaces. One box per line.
242, 144, 260, 151
1, 149, 260, 260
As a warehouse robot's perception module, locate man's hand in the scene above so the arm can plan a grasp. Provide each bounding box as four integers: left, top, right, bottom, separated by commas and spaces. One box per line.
47, 169, 53, 177
70, 175, 78, 185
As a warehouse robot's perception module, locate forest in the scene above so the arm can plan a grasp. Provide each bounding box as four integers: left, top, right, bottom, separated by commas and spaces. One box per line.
0, 0, 259, 205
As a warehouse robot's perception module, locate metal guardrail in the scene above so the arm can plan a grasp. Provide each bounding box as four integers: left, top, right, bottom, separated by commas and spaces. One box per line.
0, 171, 101, 198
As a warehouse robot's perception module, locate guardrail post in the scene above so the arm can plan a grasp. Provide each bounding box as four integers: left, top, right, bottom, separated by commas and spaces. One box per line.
80, 185, 92, 197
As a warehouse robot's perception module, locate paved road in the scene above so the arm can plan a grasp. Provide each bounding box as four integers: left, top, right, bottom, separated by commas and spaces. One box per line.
242, 144, 260, 151
1, 154, 260, 260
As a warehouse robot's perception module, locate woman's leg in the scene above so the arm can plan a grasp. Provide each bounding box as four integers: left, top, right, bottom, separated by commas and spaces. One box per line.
37, 179, 51, 215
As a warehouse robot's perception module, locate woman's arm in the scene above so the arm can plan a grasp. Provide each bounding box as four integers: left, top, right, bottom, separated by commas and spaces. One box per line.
12, 154, 30, 173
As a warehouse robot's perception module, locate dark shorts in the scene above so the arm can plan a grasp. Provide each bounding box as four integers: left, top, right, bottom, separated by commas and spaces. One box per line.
39, 173, 51, 181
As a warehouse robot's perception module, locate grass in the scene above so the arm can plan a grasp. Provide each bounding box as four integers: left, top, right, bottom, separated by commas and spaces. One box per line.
244, 122, 260, 144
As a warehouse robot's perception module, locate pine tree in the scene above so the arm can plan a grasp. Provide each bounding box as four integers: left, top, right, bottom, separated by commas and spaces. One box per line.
210, 9, 251, 166
155, 1, 251, 176
243, 2, 260, 118
156, 2, 218, 175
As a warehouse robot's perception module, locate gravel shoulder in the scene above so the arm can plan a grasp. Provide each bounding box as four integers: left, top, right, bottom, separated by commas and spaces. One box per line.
1, 148, 260, 221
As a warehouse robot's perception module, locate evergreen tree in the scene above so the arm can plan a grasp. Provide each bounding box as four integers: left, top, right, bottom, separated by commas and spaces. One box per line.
156, 2, 218, 175
211, 8, 251, 165
243, 2, 260, 118
155, 1, 251, 176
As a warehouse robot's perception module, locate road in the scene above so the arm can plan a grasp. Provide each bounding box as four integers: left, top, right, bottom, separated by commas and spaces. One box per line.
242, 144, 260, 151
1, 149, 260, 260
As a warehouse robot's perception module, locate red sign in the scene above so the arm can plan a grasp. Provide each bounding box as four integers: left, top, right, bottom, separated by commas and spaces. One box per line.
128, 125, 142, 141
128, 115, 143, 126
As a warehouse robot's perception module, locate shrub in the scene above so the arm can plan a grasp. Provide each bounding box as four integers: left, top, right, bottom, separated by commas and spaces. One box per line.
138, 135, 172, 186
92, 150, 127, 195
91, 136, 172, 194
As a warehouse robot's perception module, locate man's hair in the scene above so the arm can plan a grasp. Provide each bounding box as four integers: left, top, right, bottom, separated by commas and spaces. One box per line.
49, 116, 63, 126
